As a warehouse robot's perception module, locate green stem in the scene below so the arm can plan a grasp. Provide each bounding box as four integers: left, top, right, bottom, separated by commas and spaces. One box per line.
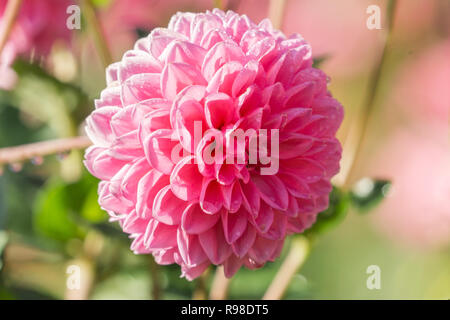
193, 270, 209, 300
213, 0, 224, 10
82, 0, 113, 68
148, 256, 162, 300
268, 0, 287, 30
342, 0, 397, 189
263, 236, 309, 300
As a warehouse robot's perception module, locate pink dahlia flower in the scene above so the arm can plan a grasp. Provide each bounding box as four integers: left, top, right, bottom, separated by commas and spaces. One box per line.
84, 9, 343, 280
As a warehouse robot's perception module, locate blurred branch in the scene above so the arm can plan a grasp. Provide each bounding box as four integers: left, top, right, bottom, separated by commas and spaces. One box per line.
65, 231, 104, 300
338, 0, 397, 189
209, 266, 230, 300
82, 0, 113, 68
213, 0, 224, 10
263, 236, 309, 300
0, 0, 23, 55
193, 269, 209, 300
268, 0, 287, 30
0, 136, 92, 166
148, 256, 162, 300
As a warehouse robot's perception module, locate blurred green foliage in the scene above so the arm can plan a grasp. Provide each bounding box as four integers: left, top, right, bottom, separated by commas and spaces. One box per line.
33, 173, 107, 243
305, 187, 350, 236
350, 179, 391, 213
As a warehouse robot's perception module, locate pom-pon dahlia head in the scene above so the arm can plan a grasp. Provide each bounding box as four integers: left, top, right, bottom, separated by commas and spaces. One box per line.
84, 9, 343, 280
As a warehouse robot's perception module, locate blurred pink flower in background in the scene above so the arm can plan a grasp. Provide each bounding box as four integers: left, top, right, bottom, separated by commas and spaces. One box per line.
101, 0, 219, 57
393, 40, 450, 128
0, 0, 72, 89
370, 129, 450, 249
84, 9, 343, 279
394, 0, 440, 40
237, 0, 381, 77
0, 64, 17, 90
237, 0, 439, 77
369, 38, 450, 249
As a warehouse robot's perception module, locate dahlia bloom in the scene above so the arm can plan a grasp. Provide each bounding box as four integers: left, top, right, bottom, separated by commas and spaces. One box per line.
85, 9, 343, 279
0, 0, 72, 89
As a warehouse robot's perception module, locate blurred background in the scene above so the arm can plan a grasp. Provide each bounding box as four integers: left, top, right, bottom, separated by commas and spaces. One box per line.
0, 0, 448, 299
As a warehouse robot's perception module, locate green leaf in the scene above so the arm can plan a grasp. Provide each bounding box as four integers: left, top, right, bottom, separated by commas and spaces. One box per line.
90, 269, 151, 300
305, 187, 350, 236
12, 59, 90, 127
64, 173, 97, 212
32, 171, 115, 243
350, 178, 391, 213
312, 55, 329, 68
13, 59, 88, 105
90, 0, 112, 8
0, 231, 9, 272
33, 181, 83, 242
81, 187, 108, 223
3, 286, 56, 300
0, 287, 15, 300
135, 28, 151, 39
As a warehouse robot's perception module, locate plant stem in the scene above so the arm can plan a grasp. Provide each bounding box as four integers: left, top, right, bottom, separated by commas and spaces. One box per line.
148, 256, 162, 300
268, 0, 287, 30
193, 270, 209, 300
0, 0, 23, 56
209, 266, 230, 300
65, 231, 105, 300
339, 0, 397, 189
0, 136, 92, 166
82, 0, 113, 68
263, 236, 309, 300
213, 0, 224, 10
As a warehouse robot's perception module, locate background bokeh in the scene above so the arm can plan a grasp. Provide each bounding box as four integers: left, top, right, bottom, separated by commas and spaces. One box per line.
0, 0, 448, 299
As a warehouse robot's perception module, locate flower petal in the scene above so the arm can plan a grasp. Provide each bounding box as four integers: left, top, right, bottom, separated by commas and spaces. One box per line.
181, 203, 220, 234
231, 224, 257, 258
143, 129, 177, 175
204, 92, 234, 129
136, 169, 169, 219
161, 62, 206, 100
170, 156, 203, 201
144, 219, 178, 249
177, 229, 208, 266
200, 178, 223, 214
198, 222, 232, 265
252, 174, 289, 211
221, 207, 248, 244
152, 185, 187, 225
